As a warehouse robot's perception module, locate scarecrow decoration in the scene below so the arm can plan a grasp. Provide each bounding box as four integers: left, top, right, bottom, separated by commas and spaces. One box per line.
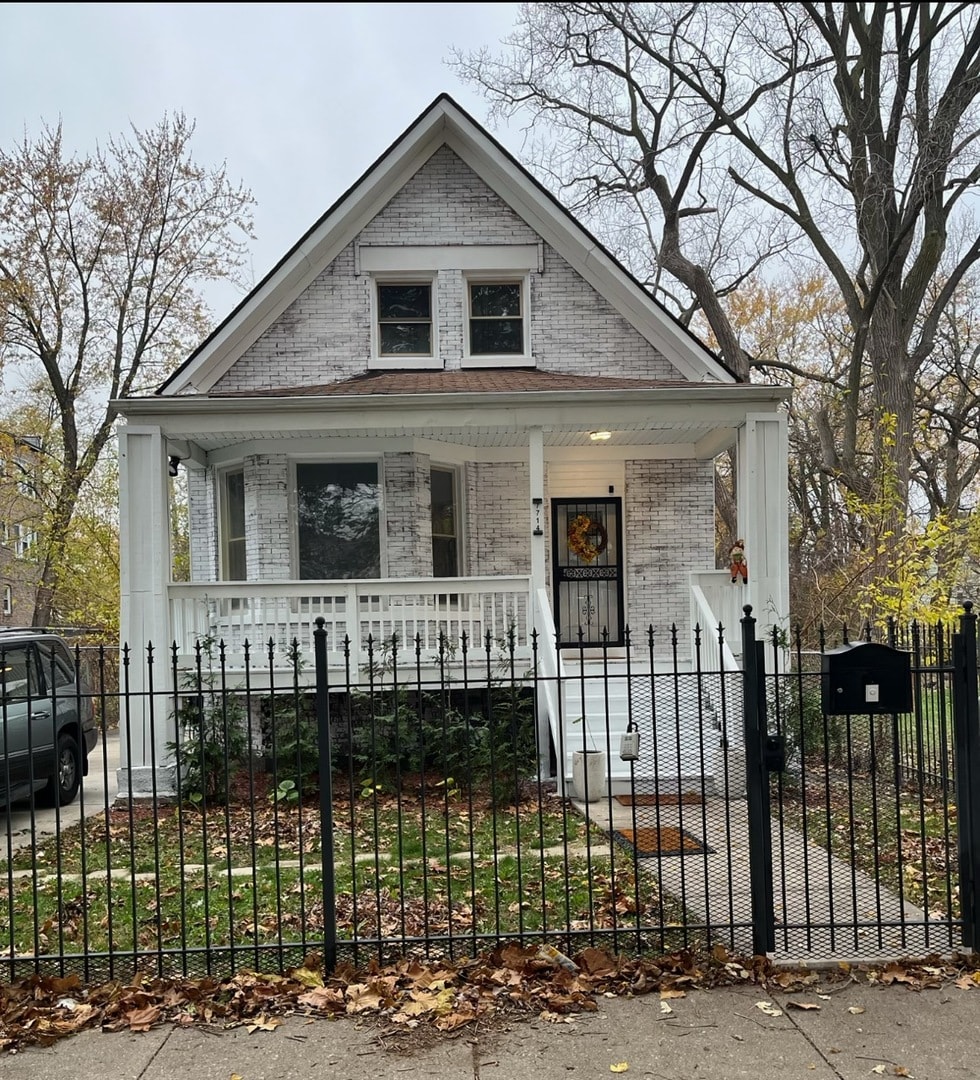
729, 539, 748, 584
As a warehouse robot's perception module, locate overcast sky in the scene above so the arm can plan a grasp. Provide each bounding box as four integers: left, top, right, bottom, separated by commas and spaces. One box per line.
0, 2, 524, 318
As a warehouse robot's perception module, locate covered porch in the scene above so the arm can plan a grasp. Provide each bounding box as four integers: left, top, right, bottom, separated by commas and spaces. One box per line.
114, 377, 789, 794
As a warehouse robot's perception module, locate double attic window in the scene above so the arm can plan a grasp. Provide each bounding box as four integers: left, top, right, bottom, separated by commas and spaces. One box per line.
366, 245, 537, 370
377, 279, 525, 362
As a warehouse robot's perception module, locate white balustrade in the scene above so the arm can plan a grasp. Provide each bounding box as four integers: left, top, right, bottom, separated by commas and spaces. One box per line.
168, 577, 532, 674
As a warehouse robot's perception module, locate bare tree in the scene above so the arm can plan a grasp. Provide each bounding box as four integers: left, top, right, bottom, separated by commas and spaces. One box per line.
454, 2, 980, 528
0, 114, 254, 625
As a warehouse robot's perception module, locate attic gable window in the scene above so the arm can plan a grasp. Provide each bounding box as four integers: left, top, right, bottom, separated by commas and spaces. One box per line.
469, 282, 524, 355
463, 276, 531, 367
378, 283, 432, 357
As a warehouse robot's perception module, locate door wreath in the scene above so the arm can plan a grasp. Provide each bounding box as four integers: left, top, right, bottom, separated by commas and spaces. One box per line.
567, 513, 608, 565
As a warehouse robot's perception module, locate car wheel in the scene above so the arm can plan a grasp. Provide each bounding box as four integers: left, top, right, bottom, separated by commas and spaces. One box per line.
37, 733, 82, 807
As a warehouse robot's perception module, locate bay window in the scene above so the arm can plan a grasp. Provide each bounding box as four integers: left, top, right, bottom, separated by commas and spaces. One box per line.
297, 462, 381, 579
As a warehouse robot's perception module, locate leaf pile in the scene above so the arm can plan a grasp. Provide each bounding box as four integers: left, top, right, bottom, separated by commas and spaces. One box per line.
2, 945, 979, 1054
0, 944, 726, 1052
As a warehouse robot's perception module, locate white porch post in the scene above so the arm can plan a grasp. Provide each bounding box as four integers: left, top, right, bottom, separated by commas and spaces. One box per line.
528, 426, 550, 773
118, 425, 175, 797
737, 412, 790, 641
529, 427, 546, 593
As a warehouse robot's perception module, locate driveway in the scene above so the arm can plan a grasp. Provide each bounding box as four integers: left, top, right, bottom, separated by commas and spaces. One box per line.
3, 728, 119, 855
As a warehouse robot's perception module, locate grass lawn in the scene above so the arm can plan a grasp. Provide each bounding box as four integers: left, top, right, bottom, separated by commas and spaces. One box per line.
774, 763, 958, 920
0, 783, 693, 977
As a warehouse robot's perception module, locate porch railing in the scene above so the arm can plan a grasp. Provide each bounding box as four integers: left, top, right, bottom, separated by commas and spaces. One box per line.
691, 570, 744, 662
169, 576, 532, 674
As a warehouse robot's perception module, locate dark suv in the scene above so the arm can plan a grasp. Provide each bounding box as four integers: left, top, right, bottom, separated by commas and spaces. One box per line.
0, 630, 99, 807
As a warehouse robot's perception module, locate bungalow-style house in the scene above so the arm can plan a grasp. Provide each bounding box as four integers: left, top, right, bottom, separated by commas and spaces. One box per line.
113, 95, 789, 797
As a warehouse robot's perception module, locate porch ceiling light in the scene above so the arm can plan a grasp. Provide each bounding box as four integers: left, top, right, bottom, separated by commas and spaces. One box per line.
589, 430, 612, 442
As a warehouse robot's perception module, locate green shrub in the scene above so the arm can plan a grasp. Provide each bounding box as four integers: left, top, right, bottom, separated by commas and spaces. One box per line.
169, 638, 249, 805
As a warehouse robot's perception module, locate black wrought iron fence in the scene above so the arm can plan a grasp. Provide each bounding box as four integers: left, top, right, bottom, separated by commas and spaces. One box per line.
1, 626, 746, 983
2, 610, 979, 982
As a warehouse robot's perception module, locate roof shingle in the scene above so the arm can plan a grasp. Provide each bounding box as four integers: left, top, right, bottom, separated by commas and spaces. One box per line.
208, 369, 693, 398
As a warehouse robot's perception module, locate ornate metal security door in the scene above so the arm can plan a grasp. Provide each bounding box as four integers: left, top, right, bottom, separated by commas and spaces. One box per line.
551, 498, 624, 647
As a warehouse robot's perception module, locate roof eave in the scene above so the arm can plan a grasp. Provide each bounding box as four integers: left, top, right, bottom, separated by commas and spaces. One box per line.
117, 382, 790, 419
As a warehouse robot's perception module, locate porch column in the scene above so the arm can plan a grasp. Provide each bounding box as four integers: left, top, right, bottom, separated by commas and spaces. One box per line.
736, 413, 790, 640
528, 426, 551, 774
528, 427, 546, 594
118, 425, 175, 798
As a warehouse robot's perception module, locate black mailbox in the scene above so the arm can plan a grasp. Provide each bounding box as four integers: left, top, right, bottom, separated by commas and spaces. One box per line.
821, 641, 913, 716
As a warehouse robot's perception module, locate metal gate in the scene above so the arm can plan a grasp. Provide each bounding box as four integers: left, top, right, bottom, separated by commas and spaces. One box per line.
742, 606, 980, 959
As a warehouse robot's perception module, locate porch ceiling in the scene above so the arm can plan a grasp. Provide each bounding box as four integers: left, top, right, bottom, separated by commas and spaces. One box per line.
158, 420, 728, 451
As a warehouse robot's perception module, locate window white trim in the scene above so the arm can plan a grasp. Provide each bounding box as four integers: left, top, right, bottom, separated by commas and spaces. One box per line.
218, 466, 246, 581
368, 274, 440, 370
2, 584, 11, 616
463, 274, 533, 368
359, 244, 540, 273
11, 524, 36, 558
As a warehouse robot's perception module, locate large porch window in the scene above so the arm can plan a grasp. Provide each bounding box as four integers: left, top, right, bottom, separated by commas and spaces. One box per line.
430, 466, 459, 577
297, 462, 381, 579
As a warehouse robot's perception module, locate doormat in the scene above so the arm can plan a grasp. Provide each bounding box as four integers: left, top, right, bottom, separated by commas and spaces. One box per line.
614, 793, 702, 807
612, 826, 711, 857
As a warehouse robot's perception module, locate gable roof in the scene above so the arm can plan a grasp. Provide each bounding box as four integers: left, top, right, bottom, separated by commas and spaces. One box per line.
159, 94, 736, 397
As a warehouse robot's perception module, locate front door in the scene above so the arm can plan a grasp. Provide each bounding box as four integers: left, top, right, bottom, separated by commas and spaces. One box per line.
551, 498, 624, 647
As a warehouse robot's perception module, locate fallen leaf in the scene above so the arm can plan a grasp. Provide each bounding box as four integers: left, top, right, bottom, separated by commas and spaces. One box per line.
246, 1015, 281, 1033
660, 1001, 673, 1015
126, 1005, 162, 1032
538, 1010, 576, 1024
755, 1001, 783, 1017
290, 966, 324, 989
297, 987, 345, 1012
578, 948, 617, 976
848, 1006, 866, 1015
660, 988, 687, 1000
787, 1001, 821, 1011
610, 1064, 629, 1073
435, 1008, 475, 1032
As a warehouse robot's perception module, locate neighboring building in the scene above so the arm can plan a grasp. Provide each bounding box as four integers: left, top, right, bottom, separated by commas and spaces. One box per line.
0, 436, 42, 626
112, 95, 790, 795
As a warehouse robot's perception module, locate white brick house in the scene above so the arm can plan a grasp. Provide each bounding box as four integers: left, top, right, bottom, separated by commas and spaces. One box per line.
113, 95, 789, 795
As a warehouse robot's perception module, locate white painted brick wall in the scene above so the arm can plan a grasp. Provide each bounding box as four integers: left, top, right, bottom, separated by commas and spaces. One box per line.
245, 454, 290, 579
213, 146, 681, 392
624, 459, 714, 638
188, 467, 217, 581
465, 461, 531, 576
383, 452, 431, 576
532, 250, 678, 378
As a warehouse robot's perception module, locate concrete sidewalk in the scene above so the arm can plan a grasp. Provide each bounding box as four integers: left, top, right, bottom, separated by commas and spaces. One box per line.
1, 979, 974, 1079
